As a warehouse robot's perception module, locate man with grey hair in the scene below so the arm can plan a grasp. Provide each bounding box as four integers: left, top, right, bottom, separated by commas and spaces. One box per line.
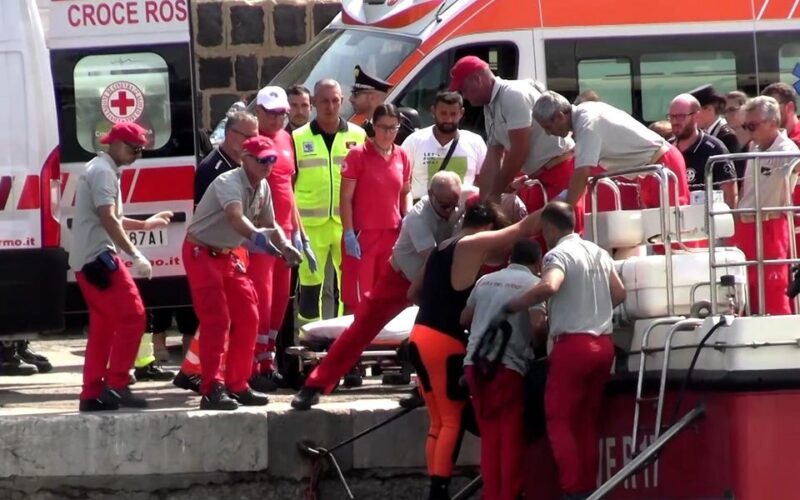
733, 95, 800, 316
533, 91, 690, 214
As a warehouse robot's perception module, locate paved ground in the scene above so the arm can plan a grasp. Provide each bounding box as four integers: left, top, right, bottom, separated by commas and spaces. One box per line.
0, 335, 412, 416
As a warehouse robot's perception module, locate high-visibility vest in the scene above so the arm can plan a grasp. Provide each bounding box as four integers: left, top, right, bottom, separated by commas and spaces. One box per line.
292, 121, 366, 226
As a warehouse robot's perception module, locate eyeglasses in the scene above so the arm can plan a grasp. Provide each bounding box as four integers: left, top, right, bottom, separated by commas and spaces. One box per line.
431, 192, 458, 213
125, 142, 144, 154
375, 124, 401, 133
230, 128, 257, 139
743, 120, 765, 132
257, 155, 278, 165
666, 112, 696, 121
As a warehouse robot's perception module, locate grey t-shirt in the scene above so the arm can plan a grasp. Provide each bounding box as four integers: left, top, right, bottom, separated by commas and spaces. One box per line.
543, 233, 615, 337
464, 264, 545, 375
391, 197, 458, 281
484, 78, 575, 175
188, 167, 275, 248
68, 153, 123, 270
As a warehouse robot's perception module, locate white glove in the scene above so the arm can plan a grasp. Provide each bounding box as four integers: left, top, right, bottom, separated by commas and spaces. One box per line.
131, 250, 152, 279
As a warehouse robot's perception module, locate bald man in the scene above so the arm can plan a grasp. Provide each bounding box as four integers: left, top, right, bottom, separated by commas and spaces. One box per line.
292, 171, 464, 410
669, 94, 737, 208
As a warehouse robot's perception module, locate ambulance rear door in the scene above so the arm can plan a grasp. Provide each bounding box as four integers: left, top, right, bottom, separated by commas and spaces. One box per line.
0, 0, 65, 337
47, 0, 195, 312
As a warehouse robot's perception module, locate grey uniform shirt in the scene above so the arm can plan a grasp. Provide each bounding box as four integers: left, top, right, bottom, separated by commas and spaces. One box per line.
464, 264, 546, 375
188, 167, 276, 249
484, 78, 575, 175
543, 233, 615, 337
68, 152, 124, 270
391, 197, 458, 281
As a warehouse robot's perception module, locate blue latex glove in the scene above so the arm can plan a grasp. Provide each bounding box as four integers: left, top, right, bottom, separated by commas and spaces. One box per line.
292, 230, 303, 253
250, 229, 273, 253
243, 238, 281, 257
343, 230, 361, 259
303, 240, 318, 273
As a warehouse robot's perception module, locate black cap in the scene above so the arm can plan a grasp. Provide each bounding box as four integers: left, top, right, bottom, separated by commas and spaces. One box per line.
689, 84, 726, 108
352, 65, 392, 93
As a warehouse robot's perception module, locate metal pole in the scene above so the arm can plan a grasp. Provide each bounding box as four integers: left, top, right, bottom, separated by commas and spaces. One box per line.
706, 158, 718, 314
591, 178, 599, 245
753, 157, 765, 315
658, 167, 675, 316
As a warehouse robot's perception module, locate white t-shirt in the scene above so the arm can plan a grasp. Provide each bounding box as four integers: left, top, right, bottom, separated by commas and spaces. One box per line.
738, 132, 800, 209
402, 126, 487, 200
572, 101, 667, 174
543, 233, 615, 337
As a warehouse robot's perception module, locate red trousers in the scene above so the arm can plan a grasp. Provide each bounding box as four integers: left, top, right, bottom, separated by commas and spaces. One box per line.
305, 259, 410, 393
545, 334, 614, 494
637, 145, 690, 209
465, 365, 525, 500
76, 255, 145, 399
733, 218, 792, 316
182, 240, 259, 395
341, 228, 399, 312
248, 252, 292, 374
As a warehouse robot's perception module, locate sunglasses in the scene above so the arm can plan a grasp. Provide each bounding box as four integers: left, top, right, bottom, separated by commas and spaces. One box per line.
257, 155, 278, 165
431, 192, 458, 212
742, 121, 764, 132
125, 142, 144, 154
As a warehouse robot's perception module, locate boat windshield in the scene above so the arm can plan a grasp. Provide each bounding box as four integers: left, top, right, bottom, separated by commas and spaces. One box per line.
269, 28, 419, 118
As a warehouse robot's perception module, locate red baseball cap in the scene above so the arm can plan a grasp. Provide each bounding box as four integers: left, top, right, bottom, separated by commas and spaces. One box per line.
99, 122, 148, 146
242, 136, 278, 162
449, 56, 490, 92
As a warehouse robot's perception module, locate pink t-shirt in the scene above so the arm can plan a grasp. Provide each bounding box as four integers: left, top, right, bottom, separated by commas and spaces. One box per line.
341, 141, 411, 231
262, 129, 296, 232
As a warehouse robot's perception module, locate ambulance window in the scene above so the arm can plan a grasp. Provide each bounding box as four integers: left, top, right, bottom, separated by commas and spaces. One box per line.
395, 53, 449, 126
577, 59, 632, 114
73, 53, 171, 153
778, 43, 800, 86
640, 51, 737, 122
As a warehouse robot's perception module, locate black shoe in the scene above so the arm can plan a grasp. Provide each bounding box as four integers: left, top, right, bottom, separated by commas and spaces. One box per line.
79, 398, 119, 412
291, 386, 321, 411
16, 341, 53, 373
133, 362, 175, 382
0, 342, 37, 376
429, 476, 451, 500
101, 386, 148, 408
249, 372, 282, 393
398, 388, 425, 409
342, 368, 363, 388
230, 387, 269, 406
200, 383, 239, 411
173, 371, 201, 393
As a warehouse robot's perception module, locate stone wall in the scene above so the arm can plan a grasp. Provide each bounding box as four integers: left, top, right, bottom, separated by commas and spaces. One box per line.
192, 0, 342, 131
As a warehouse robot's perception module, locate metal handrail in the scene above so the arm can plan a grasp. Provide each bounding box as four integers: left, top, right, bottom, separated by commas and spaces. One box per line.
589, 163, 679, 315
705, 151, 800, 315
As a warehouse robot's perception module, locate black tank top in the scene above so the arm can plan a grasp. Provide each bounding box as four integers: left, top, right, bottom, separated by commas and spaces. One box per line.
415, 238, 475, 342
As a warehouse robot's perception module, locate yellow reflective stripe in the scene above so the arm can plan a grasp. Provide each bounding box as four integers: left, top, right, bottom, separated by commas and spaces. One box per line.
332, 206, 341, 216
298, 208, 330, 218
332, 155, 347, 165
297, 158, 328, 168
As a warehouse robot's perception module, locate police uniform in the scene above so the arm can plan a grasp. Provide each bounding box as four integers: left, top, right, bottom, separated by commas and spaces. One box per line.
354, 65, 416, 145
292, 118, 366, 321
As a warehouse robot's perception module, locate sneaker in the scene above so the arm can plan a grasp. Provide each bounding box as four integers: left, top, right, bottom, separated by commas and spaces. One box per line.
133, 362, 175, 382
173, 371, 201, 393
79, 398, 119, 412
342, 368, 363, 388
101, 386, 148, 409
290, 386, 321, 411
15, 341, 53, 373
230, 387, 269, 406
200, 383, 239, 411
249, 372, 282, 393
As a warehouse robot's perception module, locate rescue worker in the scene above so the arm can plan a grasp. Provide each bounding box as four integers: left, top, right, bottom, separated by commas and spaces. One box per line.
350, 65, 417, 144
291, 172, 463, 410
70, 122, 162, 412
689, 84, 742, 156
494, 201, 627, 500
183, 136, 302, 410
407, 200, 540, 500
402, 91, 487, 202
734, 96, 800, 316
173, 111, 259, 394
461, 239, 548, 500
250, 86, 316, 392
286, 84, 312, 132
668, 94, 737, 208
531, 91, 690, 218
448, 56, 581, 236
340, 104, 412, 314
292, 79, 366, 322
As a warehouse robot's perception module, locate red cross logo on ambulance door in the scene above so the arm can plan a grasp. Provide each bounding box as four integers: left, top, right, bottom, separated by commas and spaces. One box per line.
100, 81, 145, 124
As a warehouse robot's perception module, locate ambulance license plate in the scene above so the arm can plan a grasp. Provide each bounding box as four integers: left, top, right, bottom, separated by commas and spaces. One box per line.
128, 229, 168, 248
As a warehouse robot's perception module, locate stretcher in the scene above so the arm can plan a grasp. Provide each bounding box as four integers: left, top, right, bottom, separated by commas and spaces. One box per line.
285, 307, 420, 385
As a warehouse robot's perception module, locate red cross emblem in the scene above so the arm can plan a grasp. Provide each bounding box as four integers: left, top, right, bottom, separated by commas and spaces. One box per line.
101, 81, 145, 124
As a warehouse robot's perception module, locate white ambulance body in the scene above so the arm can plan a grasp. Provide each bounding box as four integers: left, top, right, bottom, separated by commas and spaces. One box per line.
47, 0, 195, 314
0, 0, 64, 337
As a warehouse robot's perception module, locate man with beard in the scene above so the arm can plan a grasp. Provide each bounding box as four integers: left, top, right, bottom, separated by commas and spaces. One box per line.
668, 94, 737, 208
402, 91, 487, 202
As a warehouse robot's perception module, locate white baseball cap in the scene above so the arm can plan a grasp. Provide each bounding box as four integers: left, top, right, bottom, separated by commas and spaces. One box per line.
256, 86, 289, 112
